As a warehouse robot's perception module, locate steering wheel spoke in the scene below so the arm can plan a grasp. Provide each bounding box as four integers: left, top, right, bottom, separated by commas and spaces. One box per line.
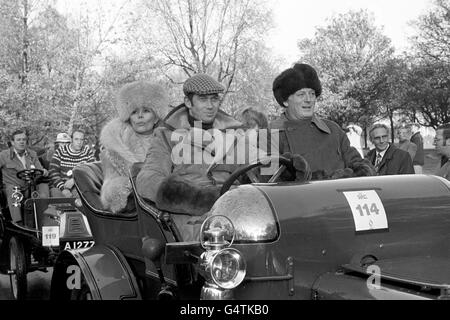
245, 169, 260, 183
220, 156, 298, 195
267, 165, 287, 183
16, 169, 44, 183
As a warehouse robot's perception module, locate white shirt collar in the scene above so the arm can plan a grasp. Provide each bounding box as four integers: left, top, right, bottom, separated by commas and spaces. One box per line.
377, 144, 389, 159
13, 149, 27, 169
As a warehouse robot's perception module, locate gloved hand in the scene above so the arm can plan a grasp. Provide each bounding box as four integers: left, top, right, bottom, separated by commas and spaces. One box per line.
280, 152, 312, 182
330, 168, 354, 179
351, 160, 376, 177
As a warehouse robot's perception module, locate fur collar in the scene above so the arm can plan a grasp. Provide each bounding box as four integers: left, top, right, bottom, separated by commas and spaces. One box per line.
165, 105, 242, 131
100, 118, 154, 174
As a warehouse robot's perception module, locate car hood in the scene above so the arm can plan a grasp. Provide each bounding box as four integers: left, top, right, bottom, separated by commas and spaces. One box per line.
211, 175, 450, 292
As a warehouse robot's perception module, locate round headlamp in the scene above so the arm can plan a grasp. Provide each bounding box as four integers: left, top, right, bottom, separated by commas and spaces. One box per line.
210, 248, 246, 290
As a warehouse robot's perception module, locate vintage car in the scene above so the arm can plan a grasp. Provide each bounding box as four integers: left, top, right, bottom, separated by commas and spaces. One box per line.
0, 168, 93, 300
50, 158, 450, 300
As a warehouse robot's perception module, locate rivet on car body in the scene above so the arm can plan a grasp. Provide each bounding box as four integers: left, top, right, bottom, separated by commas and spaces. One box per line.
322, 250, 326, 255
336, 269, 345, 275
379, 244, 384, 249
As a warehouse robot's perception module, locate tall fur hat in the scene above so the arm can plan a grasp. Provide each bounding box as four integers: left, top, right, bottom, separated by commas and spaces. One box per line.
272, 63, 322, 107
116, 81, 169, 122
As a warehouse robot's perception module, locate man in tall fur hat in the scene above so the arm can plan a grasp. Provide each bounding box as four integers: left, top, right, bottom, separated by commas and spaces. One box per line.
271, 63, 375, 180
100, 81, 169, 213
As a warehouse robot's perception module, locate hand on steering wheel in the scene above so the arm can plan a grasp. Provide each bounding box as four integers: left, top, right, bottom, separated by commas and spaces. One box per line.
16, 168, 44, 182
220, 155, 309, 195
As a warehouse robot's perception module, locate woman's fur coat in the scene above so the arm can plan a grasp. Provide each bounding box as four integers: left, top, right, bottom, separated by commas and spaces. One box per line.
100, 118, 153, 213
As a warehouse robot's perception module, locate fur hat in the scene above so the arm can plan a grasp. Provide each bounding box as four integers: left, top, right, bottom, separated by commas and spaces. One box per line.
116, 81, 169, 122
273, 63, 322, 107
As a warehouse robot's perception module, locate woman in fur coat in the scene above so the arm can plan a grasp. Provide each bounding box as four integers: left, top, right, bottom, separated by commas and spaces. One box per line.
100, 81, 169, 213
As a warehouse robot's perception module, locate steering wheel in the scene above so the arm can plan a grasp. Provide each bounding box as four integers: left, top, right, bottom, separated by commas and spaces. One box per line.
16, 169, 44, 183
220, 155, 297, 195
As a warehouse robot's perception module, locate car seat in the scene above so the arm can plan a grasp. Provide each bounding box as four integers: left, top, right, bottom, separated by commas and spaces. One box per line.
74, 162, 136, 216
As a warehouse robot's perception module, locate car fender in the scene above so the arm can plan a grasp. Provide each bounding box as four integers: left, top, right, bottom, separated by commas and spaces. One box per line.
51, 244, 142, 300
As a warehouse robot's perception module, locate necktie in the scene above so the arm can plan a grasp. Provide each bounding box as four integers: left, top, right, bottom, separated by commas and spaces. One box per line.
375, 153, 382, 168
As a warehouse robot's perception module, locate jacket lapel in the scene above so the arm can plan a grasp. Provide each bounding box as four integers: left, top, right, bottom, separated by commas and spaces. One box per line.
377, 145, 394, 172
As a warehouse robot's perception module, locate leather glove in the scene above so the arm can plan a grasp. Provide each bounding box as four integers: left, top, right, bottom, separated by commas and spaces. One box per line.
351, 160, 376, 177
280, 152, 312, 182
330, 168, 354, 179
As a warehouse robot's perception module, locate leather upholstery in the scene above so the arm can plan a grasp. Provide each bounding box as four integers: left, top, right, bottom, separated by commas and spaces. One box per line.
74, 162, 110, 214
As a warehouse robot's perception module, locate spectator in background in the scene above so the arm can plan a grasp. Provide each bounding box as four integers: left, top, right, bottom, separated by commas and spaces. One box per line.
0, 129, 49, 224
410, 123, 425, 174
39, 133, 71, 170
346, 124, 364, 158
366, 123, 414, 175
434, 123, 450, 180
237, 108, 269, 129
49, 129, 95, 197
397, 125, 417, 161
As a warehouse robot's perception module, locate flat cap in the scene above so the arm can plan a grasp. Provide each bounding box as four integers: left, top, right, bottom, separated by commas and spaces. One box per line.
183, 74, 225, 96
55, 133, 71, 143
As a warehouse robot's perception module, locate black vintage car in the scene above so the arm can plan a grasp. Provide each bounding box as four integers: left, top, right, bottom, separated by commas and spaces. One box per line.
50, 159, 450, 300
0, 169, 93, 300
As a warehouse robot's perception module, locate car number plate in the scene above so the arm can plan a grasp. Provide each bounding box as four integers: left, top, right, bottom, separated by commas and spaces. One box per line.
343, 190, 388, 232
42, 226, 60, 247
61, 240, 95, 251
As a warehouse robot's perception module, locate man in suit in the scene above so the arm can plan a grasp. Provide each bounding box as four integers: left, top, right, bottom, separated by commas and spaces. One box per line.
366, 123, 414, 176
434, 123, 450, 180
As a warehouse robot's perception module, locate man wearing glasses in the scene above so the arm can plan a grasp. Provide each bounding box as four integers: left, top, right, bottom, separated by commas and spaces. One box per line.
434, 123, 450, 180
366, 123, 414, 175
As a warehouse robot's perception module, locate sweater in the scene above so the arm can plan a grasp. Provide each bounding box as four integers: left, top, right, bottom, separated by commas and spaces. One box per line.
49, 144, 95, 190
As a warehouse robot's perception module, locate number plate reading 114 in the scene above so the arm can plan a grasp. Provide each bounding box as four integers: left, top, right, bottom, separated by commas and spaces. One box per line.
343, 190, 388, 232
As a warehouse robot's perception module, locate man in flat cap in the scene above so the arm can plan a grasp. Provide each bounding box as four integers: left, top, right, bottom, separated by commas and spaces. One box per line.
271, 63, 375, 179
137, 74, 247, 240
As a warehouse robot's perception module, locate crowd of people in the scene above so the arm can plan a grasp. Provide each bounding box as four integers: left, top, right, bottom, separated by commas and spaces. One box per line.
0, 63, 448, 238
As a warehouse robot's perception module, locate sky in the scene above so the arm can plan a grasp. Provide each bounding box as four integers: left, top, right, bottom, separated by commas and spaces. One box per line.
267, 0, 432, 63
55, 0, 434, 63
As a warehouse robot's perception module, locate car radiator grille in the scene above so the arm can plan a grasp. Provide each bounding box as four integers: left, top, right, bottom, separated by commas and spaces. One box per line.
67, 216, 85, 234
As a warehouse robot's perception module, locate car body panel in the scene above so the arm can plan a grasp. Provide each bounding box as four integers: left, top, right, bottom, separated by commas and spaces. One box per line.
311, 272, 433, 300
208, 175, 450, 299
62, 162, 450, 300
53, 244, 142, 300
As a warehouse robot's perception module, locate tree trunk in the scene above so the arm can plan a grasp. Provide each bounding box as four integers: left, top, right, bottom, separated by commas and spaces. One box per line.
389, 110, 395, 142
21, 0, 29, 84
68, 71, 82, 135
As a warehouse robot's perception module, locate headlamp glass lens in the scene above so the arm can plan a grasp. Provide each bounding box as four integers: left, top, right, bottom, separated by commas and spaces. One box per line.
211, 249, 246, 289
